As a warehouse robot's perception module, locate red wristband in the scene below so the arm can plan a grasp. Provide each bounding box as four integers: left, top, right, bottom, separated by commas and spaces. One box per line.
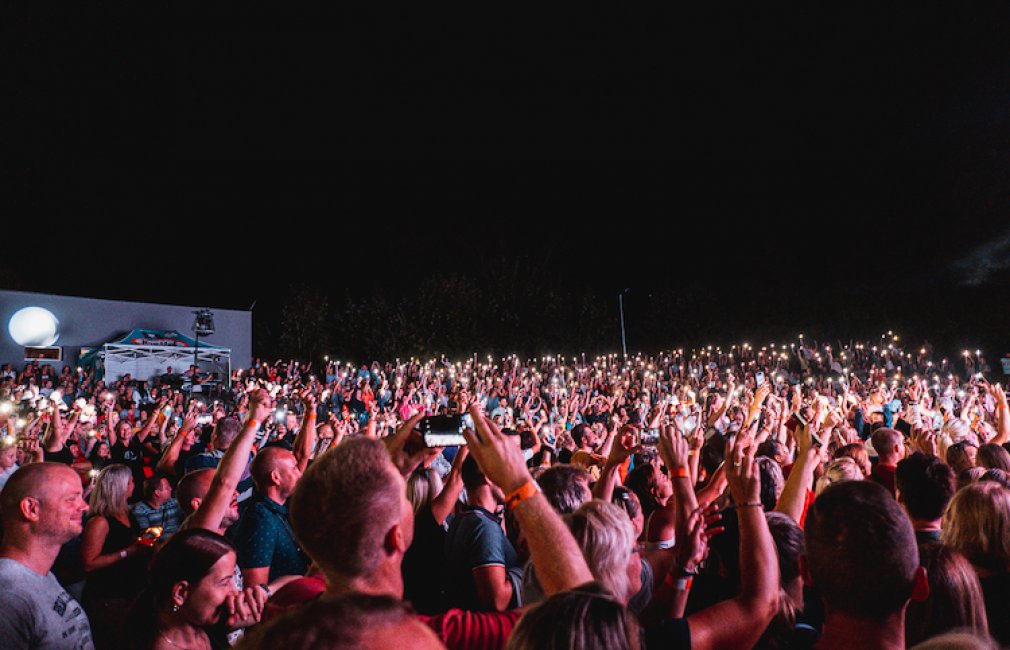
664, 573, 693, 591
673, 466, 690, 479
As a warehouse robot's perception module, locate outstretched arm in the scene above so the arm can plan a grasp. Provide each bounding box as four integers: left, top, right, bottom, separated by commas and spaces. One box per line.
685, 433, 779, 650
990, 384, 1009, 445
466, 404, 593, 596
189, 389, 273, 532
157, 407, 197, 476
292, 388, 317, 473
775, 421, 818, 524
430, 446, 468, 526
592, 426, 641, 502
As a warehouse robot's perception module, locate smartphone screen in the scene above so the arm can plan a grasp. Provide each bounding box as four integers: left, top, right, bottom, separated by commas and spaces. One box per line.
638, 428, 660, 447
420, 414, 470, 447
755, 372, 765, 387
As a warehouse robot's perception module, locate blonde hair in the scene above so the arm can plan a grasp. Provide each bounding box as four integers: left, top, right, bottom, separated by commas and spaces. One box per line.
567, 500, 636, 603
940, 419, 971, 449
89, 464, 132, 519
406, 468, 444, 516
816, 457, 863, 495
941, 482, 1010, 574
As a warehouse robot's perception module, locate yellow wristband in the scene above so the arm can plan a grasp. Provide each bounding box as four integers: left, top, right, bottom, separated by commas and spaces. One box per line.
505, 480, 541, 510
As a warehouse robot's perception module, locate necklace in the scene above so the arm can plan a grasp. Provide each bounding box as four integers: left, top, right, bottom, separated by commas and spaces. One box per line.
159, 630, 206, 649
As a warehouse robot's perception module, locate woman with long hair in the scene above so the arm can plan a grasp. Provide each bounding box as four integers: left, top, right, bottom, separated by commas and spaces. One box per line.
905, 543, 989, 646
402, 446, 468, 614
81, 463, 151, 649
127, 528, 265, 649
942, 481, 1010, 646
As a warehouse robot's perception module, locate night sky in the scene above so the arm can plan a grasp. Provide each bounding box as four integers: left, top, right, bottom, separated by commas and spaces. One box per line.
7, 5, 1010, 357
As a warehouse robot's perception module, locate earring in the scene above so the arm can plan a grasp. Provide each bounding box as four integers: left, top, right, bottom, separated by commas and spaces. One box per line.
172, 604, 180, 613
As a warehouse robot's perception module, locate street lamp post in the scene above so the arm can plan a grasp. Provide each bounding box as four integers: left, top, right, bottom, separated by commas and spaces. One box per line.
618, 288, 630, 358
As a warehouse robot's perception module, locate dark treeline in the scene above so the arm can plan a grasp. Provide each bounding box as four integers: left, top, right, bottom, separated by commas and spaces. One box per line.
263, 263, 1007, 365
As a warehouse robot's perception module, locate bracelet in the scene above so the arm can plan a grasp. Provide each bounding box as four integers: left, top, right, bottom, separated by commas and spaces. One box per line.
258, 583, 272, 598
664, 573, 694, 591
672, 466, 690, 479
245, 418, 261, 430
737, 501, 763, 509
119, 549, 128, 559
505, 480, 542, 510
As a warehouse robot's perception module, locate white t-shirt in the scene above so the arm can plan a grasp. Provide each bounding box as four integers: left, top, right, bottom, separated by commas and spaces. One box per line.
0, 558, 94, 649
0, 464, 19, 491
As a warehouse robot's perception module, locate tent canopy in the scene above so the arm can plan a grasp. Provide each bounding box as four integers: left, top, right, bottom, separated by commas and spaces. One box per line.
80, 329, 230, 383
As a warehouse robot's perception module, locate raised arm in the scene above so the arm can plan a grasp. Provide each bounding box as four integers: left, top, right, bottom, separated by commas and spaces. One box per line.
685, 434, 779, 650
775, 421, 818, 523
189, 389, 273, 532
592, 426, 641, 502
430, 446, 469, 526
465, 404, 593, 596
105, 406, 119, 447
157, 406, 197, 476
990, 383, 1009, 445
136, 396, 167, 443
743, 383, 771, 430
292, 388, 317, 473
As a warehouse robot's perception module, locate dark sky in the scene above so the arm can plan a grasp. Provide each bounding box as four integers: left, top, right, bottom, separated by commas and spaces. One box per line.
6, 5, 1010, 353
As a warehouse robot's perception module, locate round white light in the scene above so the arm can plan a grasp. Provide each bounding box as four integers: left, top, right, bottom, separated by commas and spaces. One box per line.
8, 307, 60, 347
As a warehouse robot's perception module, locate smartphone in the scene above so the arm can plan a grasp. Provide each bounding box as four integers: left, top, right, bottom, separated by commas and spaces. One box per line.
791, 411, 822, 447
196, 414, 213, 425
420, 414, 474, 447
755, 372, 765, 388
638, 428, 660, 448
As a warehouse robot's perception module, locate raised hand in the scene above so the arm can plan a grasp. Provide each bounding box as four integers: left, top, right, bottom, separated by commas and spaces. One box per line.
247, 389, 274, 424
382, 412, 425, 476
725, 432, 760, 507
604, 425, 643, 469
299, 386, 318, 412
675, 504, 722, 573
658, 424, 690, 472
464, 404, 533, 494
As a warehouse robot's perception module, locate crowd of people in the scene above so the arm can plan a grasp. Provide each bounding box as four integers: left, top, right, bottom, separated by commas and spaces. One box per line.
0, 333, 1008, 649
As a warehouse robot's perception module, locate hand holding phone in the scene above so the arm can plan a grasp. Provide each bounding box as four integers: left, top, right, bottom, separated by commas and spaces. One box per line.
420, 414, 473, 447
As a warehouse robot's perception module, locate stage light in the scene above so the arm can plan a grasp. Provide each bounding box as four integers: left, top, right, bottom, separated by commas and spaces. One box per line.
8, 306, 60, 347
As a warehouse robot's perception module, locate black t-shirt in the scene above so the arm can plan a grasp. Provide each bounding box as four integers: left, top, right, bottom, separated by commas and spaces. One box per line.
111, 438, 146, 502
645, 618, 690, 650
44, 446, 75, 465
403, 505, 450, 615
980, 572, 1010, 646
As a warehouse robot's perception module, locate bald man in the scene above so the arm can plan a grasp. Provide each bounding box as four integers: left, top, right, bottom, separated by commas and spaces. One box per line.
233, 446, 308, 587
176, 468, 241, 534
0, 463, 94, 649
